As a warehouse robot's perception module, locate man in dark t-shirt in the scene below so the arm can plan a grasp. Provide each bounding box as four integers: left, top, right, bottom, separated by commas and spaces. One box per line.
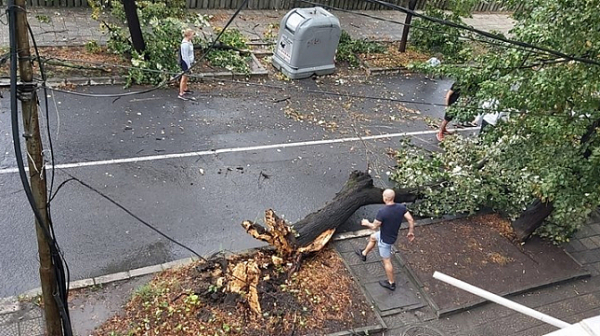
356, 189, 416, 291
437, 82, 461, 142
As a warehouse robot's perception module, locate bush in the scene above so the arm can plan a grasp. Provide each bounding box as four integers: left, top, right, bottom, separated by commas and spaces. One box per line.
85, 40, 101, 53
410, 7, 472, 62
205, 28, 250, 73
90, 0, 249, 85
336, 30, 386, 68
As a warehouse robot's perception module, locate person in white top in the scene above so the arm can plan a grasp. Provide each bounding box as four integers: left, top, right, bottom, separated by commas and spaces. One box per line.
179, 29, 195, 100
473, 99, 509, 134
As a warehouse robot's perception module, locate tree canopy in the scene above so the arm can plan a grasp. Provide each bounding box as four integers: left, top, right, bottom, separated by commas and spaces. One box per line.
397, 0, 600, 243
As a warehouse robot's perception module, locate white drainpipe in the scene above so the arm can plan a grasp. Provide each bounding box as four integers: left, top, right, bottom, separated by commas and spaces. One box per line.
433, 271, 572, 329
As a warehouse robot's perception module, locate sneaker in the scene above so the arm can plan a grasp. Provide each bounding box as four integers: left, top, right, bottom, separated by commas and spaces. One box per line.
184, 90, 194, 95
178, 94, 189, 101
355, 248, 366, 262
379, 280, 396, 291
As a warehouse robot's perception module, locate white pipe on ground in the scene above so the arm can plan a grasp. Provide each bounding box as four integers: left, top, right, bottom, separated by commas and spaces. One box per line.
432, 271, 572, 329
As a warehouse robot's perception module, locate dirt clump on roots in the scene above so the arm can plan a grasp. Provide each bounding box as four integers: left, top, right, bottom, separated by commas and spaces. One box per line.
94, 248, 377, 336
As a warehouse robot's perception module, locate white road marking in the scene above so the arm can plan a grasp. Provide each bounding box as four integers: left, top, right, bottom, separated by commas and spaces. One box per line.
0, 128, 474, 174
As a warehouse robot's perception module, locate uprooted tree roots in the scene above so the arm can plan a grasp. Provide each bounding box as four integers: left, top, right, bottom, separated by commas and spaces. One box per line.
188, 171, 419, 316
208, 170, 419, 313
192, 250, 304, 317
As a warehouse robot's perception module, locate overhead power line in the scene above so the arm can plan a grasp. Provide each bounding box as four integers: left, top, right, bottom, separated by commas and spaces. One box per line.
295, 0, 554, 58
31, 0, 251, 99
364, 0, 600, 67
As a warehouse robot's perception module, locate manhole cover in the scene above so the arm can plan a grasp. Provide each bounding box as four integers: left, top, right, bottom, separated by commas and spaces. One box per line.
402, 326, 444, 336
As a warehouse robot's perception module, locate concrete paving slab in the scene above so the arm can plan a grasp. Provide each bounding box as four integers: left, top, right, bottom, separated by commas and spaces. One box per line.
398, 325, 445, 336
566, 239, 586, 253
0, 303, 44, 336
571, 249, 600, 264
382, 311, 421, 329
580, 237, 600, 250
589, 235, 600, 247
69, 278, 95, 290
332, 238, 367, 253
129, 264, 164, 278
0, 299, 19, 317
363, 272, 423, 312
94, 271, 130, 285
350, 258, 403, 279
340, 250, 383, 266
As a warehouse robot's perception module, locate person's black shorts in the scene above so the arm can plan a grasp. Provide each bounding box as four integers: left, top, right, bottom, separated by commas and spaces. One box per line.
180, 60, 189, 72
444, 113, 454, 122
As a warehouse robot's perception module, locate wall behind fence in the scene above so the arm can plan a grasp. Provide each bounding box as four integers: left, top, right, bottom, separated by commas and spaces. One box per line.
4, 0, 522, 11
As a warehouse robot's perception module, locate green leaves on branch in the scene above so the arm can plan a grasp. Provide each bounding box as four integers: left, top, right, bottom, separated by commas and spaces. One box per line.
399, 1, 600, 243
205, 29, 250, 74
336, 30, 386, 68
89, 0, 249, 85
409, 3, 474, 62
390, 136, 533, 220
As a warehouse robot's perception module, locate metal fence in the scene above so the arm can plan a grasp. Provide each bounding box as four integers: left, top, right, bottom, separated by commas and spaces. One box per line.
0, 305, 45, 336
3, 0, 523, 11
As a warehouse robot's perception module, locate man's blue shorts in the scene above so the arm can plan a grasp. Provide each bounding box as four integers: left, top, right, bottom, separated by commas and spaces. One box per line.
375, 231, 393, 259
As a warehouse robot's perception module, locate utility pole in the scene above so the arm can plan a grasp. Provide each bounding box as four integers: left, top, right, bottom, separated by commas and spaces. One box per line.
399, 0, 418, 52
12, 0, 63, 334
122, 0, 146, 54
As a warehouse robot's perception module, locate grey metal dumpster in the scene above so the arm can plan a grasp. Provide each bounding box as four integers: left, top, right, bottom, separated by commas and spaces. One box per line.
272, 7, 341, 79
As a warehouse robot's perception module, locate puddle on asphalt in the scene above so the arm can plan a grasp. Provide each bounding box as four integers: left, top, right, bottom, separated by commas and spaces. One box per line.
94, 240, 173, 277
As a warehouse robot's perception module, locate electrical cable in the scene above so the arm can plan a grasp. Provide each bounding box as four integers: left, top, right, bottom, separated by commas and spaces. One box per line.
28, 23, 56, 206
38, 67, 585, 119
186, 0, 251, 74
295, 0, 555, 58
57, 171, 206, 262
42, 78, 448, 107
27, 20, 74, 335
7, 2, 72, 335
364, 0, 600, 67
32, 0, 252, 99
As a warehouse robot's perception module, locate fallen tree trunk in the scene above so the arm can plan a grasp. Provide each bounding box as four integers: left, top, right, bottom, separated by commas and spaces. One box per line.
511, 117, 600, 242
511, 199, 554, 242
242, 170, 418, 257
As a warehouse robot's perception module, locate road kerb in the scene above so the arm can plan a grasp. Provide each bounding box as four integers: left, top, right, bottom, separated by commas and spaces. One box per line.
69, 278, 95, 290
94, 271, 130, 286
161, 257, 194, 271
129, 264, 164, 278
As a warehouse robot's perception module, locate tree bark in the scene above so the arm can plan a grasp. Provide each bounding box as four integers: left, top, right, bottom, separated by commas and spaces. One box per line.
292, 170, 417, 247
511, 199, 554, 242
122, 0, 146, 55
510, 116, 600, 242
242, 171, 418, 256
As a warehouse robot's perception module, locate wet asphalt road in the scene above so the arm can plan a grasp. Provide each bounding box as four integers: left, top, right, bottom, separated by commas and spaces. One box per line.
0, 74, 454, 296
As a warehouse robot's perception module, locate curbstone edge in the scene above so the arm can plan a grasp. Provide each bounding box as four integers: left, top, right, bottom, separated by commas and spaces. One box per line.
161, 257, 194, 271
129, 264, 164, 278
94, 271, 130, 285
69, 278, 95, 290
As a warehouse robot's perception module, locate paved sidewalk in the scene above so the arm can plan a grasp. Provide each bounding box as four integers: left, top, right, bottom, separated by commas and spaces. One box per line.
333, 210, 600, 336
0, 297, 44, 336
0, 7, 514, 47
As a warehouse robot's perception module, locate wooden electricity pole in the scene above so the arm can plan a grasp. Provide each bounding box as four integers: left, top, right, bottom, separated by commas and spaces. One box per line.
399, 0, 418, 52
12, 0, 63, 334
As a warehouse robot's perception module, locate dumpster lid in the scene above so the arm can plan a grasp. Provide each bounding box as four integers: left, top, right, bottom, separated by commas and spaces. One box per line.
286, 12, 304, 32
285, 7, 338, 32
